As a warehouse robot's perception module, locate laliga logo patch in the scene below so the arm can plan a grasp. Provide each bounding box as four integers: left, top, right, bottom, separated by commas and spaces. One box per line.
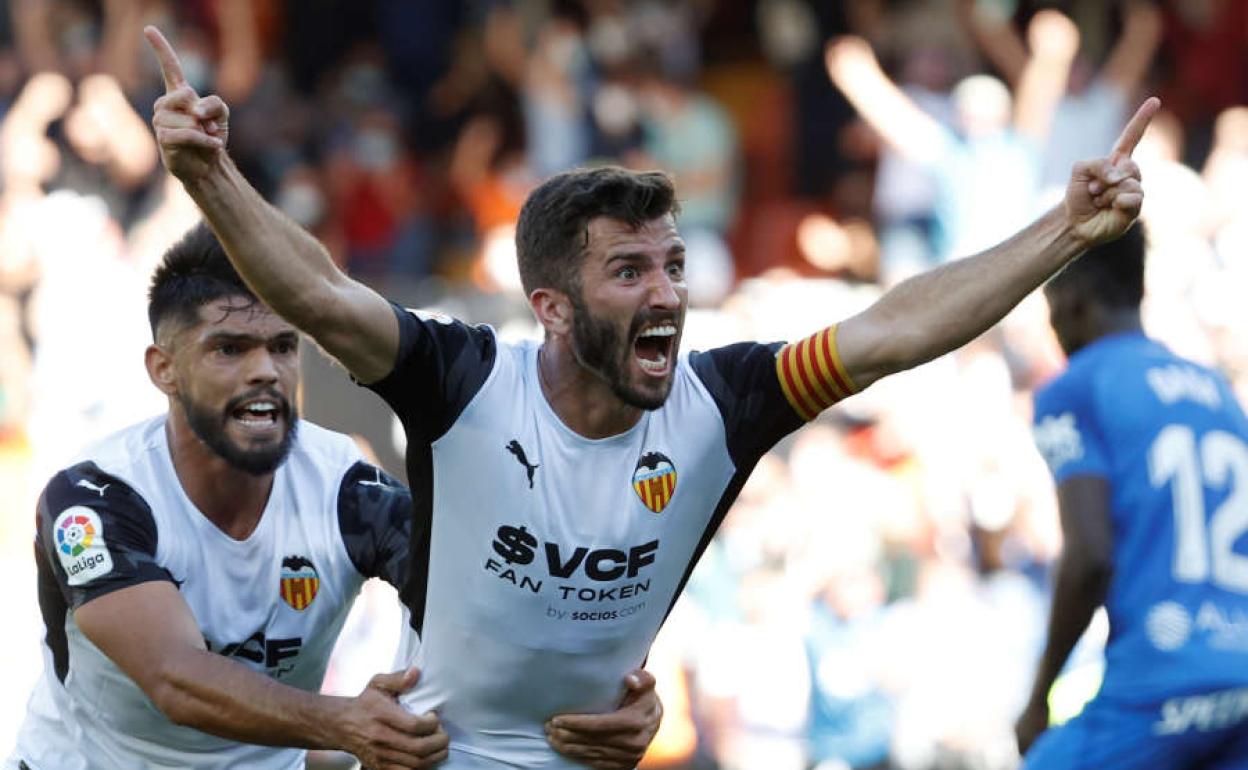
407, 307, 454, 325
633, 451, 677, 514
279, 555, 320, 611
54, 506, 114, 586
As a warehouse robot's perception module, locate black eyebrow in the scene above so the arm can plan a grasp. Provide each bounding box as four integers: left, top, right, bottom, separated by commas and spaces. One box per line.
605, 252, 648, 266
605, 243, 686, 266
203, 331, 299, 346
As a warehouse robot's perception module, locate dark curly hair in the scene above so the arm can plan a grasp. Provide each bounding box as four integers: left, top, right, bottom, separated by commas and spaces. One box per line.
1046, 221, 1146, 311
147, 222, 258, 340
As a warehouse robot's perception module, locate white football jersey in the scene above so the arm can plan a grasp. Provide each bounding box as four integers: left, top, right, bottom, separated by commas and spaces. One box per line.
366, 305, 853, 768
11, 416, 414, 770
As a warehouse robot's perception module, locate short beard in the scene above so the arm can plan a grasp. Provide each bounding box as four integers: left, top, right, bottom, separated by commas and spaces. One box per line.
569, 293, 668, 411
180, 389, 297, 476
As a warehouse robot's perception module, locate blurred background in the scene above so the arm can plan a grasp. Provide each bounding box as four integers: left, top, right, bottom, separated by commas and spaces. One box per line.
0, 0, 1246, 769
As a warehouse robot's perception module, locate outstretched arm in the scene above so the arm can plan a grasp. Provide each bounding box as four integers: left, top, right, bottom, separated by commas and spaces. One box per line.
143, 26, 399, 384
832, 98, 1158, 391
76, 581, 449, 769
824, 36, 948, 165
1015, 476, 1113, 755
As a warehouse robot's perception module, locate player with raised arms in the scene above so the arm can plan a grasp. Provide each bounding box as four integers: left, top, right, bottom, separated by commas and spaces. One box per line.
143, 24, 1157, 769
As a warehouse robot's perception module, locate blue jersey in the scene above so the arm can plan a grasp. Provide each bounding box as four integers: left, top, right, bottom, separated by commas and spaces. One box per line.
1033, 332, 1248, 703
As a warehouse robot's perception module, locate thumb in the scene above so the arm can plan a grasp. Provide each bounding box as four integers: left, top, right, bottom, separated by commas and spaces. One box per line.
368, 666, 422, 696
621, 668, 656, 703
625, 668, 656, 691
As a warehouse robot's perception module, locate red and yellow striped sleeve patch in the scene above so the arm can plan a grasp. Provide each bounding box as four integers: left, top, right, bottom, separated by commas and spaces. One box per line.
776, 325, 857, 421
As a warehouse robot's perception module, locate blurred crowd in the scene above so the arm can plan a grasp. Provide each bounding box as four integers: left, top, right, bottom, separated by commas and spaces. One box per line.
0, 1, 1246, 769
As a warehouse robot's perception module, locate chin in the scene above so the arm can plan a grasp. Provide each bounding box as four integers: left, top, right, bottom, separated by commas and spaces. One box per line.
618, 379, 674, 411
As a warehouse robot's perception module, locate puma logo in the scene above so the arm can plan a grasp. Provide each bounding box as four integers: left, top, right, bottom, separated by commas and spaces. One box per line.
505, 440, 539, 489
357, 467, 391, 489
75, 479, 110, 497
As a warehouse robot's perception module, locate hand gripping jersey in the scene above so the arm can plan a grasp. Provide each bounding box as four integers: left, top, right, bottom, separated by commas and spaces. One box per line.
11, 416, 412, 770
1033, 332, 1248, 703
366, 305, 856, 768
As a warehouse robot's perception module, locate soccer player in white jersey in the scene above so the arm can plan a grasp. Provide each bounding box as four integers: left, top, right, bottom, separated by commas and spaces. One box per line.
8, 225, 661, 770
143, 24, 1158, 769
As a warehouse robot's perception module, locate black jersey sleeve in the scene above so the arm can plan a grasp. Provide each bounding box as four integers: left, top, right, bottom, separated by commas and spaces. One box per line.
362, 302, 498, 442
337, 461, 412, 590
689, 342, 810, 466
690, 326, 861, 465
35, 462, 172, 609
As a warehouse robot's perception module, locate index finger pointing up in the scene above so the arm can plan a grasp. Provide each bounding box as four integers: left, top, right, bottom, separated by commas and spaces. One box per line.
1110, 97, 1161, 162
143, 25, 189, 93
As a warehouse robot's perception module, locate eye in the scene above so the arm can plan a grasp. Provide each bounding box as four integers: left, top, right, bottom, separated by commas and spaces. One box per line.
616, 265, 640, 281
272, 338, 298, 355
666, 261, 685, 281
216, 342, 241, 357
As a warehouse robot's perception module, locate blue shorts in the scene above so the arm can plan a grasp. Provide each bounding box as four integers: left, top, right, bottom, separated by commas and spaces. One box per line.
1025, 687, 1248, 770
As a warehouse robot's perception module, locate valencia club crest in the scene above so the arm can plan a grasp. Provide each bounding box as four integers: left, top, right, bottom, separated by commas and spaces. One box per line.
279, 555, 319, 611
633, 451, 677, 514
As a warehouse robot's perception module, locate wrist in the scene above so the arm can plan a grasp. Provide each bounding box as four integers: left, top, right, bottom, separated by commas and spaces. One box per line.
180, 151, 239, 200
307, 694, 355, 753
1051, 202, 1095, 255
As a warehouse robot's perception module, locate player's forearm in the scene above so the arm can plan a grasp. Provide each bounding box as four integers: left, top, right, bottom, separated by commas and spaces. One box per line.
842, 206, 1083, 384
1028, 550, 1111, 706
182, 156, 348, 337
150, 647, 349, 750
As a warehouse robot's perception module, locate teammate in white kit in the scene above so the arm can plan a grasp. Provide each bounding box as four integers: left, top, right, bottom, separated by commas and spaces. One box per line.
143, 23, 1159, 769
8, 226, 661, 770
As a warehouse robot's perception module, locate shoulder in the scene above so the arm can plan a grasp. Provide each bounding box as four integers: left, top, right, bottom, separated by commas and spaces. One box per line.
289, 420, 366, 469
70, 416, 166, 480
43, 461, 152, 519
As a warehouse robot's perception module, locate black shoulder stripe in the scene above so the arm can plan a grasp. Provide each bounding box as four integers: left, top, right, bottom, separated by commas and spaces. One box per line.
364, 303, 497, 442
35, 461, 171, 663
337, 461, 413, 589
689, 343, 805, 466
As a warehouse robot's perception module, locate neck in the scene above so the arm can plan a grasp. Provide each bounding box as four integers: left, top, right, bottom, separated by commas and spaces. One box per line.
1086, 308, 1143, 348
164, 411, 274, 540
538, 339, 642, 439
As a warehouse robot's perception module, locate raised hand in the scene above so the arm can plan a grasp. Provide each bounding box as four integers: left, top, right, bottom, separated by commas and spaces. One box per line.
823, 36, 882, 87
1064, 97, 1159, 246
1027, 9, 1080, 62
344, 667, 449, 770
545, 669, 663, 770
143, 25, 230, 182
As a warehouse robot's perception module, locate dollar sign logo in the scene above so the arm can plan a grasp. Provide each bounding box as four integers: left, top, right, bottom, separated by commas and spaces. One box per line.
492, 525, 537, 565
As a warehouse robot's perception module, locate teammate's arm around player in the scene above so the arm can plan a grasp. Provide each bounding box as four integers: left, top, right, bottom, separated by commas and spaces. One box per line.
143, 26, 398, 385
75, 580, 448, 769
829, 97, 1158, 391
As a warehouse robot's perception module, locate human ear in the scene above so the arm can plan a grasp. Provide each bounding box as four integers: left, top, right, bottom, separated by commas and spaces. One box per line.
145, 343, 178, 396
529, 288, 574, 338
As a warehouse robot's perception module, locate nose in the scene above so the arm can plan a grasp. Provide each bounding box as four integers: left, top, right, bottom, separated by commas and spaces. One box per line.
245, 348, 280, 385
647, 270, 681, 311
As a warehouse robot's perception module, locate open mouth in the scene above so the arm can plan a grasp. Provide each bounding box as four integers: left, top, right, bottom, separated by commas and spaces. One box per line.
633, 323, 677, 376
229, 398, 284, 431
